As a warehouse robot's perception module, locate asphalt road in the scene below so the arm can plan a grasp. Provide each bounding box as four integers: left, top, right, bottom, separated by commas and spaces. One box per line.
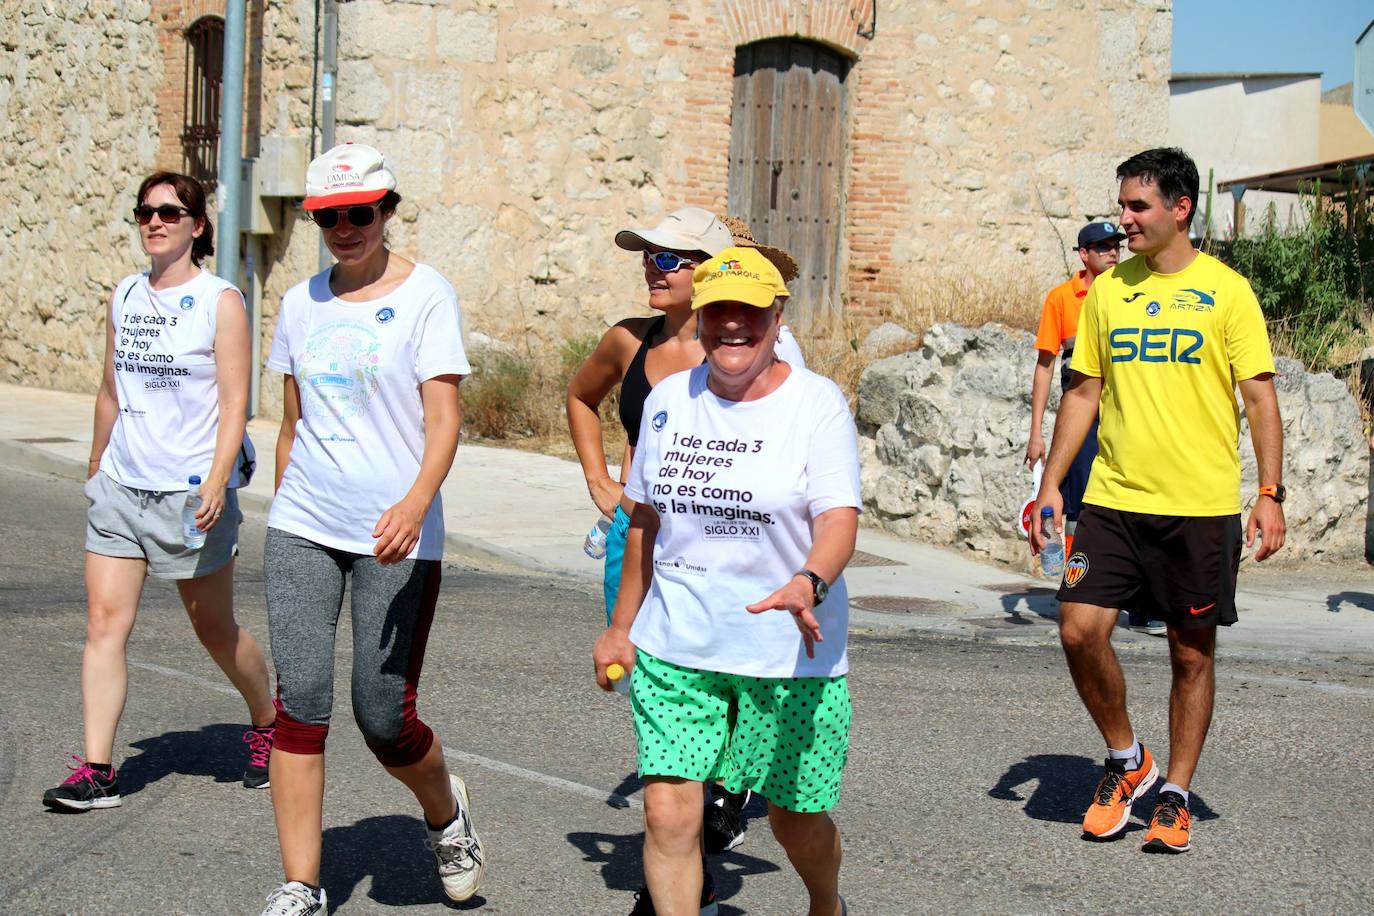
1, 465, 1371, 915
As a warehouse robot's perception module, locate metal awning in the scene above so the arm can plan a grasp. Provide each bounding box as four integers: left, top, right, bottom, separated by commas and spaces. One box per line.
1217, 154, 1374, 196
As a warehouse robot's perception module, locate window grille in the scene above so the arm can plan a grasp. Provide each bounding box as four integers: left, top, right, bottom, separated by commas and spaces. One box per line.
182, 16, 225, 183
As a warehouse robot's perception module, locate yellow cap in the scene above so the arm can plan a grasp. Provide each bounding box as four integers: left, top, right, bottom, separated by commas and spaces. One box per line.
691, 246, 790, 311
606, 663, 626, 681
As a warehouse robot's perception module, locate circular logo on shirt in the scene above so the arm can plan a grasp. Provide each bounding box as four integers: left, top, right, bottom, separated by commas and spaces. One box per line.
1064, 552, 1089, 588
375, 307, 395, 324
1145, 301, 1161, 317
179, 295, 195, 311
651, 410, 667, 431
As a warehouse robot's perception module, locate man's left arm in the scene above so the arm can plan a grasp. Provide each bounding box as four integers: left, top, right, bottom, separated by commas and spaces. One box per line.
1238, 375, 1285, 561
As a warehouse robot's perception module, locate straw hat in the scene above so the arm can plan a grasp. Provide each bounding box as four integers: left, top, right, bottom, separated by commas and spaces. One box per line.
719, 214, 799, 283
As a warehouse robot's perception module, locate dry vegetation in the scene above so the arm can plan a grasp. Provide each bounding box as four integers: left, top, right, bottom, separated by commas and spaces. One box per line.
805, 270, 1043, 402
460, 270, 1044, 457
460, 333, 625, 462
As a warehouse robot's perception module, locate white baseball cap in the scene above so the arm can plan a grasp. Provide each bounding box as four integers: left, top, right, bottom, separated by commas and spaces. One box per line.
614, 207, 734, 257
303, 142, 396, 211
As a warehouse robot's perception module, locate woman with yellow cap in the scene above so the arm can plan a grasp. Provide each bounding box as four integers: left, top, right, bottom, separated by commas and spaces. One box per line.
594, 247, 859, 916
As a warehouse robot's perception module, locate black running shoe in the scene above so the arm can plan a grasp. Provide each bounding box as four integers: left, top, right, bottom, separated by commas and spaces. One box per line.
628, 868, 718, 916
243, 726, 275, 789
703, 788, 750, 854
42, 756, 121, 811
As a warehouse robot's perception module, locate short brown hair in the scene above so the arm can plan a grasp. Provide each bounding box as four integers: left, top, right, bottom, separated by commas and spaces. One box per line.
136, 171, 215, 266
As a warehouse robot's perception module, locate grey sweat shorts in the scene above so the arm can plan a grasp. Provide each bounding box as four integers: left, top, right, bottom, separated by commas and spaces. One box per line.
84, 471, 240, 580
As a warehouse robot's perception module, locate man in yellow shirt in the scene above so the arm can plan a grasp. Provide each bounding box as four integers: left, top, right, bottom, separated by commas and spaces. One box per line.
1026, 222, 1166, 636
1032, 148, 1286, 854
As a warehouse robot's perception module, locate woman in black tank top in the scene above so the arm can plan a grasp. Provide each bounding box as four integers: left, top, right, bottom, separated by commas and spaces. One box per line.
567, 209, 729, 527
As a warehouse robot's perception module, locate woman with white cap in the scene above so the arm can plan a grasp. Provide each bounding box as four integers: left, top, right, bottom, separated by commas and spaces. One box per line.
594, 246, 860, 916
43, 170, 275, 813
258, 143, 482, 916
568, 209, 805, 630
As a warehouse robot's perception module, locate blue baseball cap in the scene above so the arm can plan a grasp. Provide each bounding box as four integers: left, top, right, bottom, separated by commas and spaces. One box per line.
1077, 221, 1126, 248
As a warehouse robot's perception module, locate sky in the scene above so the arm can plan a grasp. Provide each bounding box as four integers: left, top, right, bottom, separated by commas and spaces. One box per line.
1172, 0, 1373, 90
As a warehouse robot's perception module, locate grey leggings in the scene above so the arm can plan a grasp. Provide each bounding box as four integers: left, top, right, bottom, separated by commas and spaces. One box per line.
264, 528, 439, 767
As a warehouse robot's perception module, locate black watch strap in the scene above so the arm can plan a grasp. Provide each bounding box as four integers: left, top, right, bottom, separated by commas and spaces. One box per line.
798, 569, 828, 605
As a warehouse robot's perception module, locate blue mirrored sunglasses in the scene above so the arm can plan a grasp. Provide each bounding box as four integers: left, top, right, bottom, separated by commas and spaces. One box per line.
643, 251, 696, 272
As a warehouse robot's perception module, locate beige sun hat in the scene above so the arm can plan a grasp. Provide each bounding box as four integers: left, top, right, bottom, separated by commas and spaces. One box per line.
719, 214, 800, 283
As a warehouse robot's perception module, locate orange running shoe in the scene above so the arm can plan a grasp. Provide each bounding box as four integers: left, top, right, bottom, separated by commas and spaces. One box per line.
1142, 790, 1192, 853
1081, 745, 1158, 840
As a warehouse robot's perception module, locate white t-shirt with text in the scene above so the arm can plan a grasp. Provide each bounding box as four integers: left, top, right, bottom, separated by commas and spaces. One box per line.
625, 364, 862, 678
101, 270, 256, 491
267, 263, 470, 560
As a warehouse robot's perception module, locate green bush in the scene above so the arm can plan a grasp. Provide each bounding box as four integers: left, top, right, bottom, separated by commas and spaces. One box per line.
1212, 184, 1373, 372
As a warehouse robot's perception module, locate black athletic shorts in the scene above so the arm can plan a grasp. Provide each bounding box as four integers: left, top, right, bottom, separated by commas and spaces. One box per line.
1055, 505, 1242, 628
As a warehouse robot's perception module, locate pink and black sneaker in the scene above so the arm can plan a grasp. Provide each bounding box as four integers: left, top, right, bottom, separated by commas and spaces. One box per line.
243, 726, 275, 789
43, 756, 121, 811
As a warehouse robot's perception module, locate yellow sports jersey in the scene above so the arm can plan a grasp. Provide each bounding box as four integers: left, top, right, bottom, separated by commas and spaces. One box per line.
1073, 252, 1275, 516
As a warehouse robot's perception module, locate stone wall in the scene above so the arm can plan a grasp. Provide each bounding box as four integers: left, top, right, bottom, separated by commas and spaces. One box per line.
323, 0, 1170, 340
857, 324, 1368, 566
1, 0, 162, 391
4, 0, 1171, 412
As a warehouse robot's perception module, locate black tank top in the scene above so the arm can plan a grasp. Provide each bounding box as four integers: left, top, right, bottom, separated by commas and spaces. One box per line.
618, 316, 666, 447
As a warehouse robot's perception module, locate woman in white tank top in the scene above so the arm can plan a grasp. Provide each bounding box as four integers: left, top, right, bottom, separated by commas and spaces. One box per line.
42, 172, 276, 813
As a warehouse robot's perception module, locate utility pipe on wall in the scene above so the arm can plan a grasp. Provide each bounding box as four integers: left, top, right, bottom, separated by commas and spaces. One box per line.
216, 0, 246, 290
318, 0, 338, 271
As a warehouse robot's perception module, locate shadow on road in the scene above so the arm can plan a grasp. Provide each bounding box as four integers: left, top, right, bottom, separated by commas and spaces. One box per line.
607, 771, 644, 807
988, 753, 1219, 827
119, 722, 252, 796
567, 830, 779, 915
321, 814, 483, 912
998, 588, 1059, 622
1325, 591, 1374, 613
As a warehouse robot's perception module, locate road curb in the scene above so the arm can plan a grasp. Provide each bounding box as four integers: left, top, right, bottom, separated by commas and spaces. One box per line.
0, 436, 569, 580
0, 439, 85, 482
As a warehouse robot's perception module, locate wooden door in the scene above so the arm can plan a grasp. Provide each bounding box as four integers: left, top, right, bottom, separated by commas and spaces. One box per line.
728, 39, 851, 337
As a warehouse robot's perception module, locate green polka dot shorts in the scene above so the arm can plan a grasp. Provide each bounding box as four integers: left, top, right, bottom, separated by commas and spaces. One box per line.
630, 649, 851, 813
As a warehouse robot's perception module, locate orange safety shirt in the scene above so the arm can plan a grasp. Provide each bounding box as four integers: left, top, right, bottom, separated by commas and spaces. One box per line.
1033, 270, 1088, 354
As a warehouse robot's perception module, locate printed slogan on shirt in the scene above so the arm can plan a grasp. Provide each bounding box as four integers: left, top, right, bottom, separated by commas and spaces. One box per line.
651, 432, 773, 541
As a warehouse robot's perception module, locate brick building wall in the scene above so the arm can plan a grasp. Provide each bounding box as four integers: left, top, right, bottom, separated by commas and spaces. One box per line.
6, 0, 1171, 405
315, 0, 1167, 348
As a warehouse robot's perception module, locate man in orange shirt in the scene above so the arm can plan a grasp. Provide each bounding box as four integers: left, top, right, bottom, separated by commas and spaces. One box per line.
1025, 222, 1165, 635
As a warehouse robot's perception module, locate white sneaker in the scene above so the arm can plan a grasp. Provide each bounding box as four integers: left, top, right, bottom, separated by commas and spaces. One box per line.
426, 773, 485, 901
261, 882, 325, 916
1130, 619, 1168, 636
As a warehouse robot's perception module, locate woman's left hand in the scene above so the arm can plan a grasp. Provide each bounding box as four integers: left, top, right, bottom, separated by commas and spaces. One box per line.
373, 497, 427, 564
746, 576, 822, 659
194, 481, 229, 532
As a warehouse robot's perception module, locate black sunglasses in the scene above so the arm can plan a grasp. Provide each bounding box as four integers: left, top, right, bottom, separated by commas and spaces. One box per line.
310, 205, 379, 230
133, 204, 192, 225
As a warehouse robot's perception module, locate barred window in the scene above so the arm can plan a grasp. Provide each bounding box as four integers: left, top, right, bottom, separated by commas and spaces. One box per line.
182, 16, 225, 183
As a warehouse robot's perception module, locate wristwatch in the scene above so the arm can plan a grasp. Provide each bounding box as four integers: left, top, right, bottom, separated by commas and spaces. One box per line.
797, 569, 829, 606
1258, 483, 1286, 504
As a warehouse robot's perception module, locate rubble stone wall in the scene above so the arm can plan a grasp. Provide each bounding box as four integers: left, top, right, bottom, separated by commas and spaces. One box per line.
858, 324, 1368, 567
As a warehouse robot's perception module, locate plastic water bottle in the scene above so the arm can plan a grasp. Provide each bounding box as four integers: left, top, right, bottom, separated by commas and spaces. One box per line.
183, 475, 207, 549
1039, 507, 1064, 578
583, 514, 612, 559
605, 663, 631, 696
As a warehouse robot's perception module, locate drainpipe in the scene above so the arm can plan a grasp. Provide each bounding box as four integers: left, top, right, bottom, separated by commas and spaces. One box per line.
216, 0, 246, 290
318, 0, 338, 271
